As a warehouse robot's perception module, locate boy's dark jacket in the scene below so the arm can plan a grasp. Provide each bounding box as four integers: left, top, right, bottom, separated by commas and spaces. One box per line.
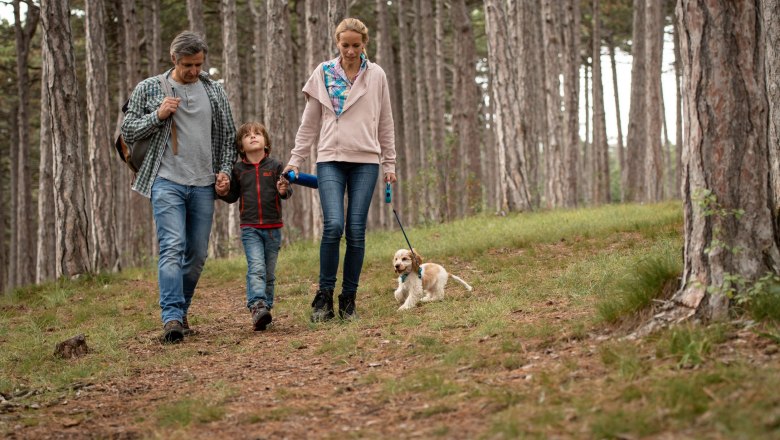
219, 156, 292, 226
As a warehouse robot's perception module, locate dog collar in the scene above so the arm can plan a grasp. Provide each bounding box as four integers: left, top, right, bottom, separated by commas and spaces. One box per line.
400, 267, 423, 283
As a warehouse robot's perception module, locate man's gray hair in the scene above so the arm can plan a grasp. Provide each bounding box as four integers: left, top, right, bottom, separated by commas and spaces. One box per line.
170, 31, 208, 61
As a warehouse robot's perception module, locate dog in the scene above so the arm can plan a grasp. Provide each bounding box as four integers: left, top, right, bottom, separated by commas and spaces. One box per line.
392, 248, 473, 310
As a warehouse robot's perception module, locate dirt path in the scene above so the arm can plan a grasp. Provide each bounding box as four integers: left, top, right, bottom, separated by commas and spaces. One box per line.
6, 277, 611, 439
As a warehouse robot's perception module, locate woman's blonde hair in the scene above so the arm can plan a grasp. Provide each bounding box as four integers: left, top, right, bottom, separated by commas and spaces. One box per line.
334, 18, 369, 58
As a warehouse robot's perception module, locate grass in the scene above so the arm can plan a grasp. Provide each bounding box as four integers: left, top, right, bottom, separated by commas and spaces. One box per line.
2, 202, 780, 438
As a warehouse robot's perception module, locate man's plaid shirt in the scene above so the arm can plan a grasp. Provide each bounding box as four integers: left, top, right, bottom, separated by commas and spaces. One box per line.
121, 69, 237, 198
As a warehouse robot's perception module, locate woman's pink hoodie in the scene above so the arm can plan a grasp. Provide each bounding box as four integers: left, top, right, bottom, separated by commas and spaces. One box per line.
288, 58, 396, 175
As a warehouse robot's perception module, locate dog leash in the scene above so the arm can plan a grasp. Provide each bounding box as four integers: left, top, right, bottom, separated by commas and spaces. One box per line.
387, 182, 417, 258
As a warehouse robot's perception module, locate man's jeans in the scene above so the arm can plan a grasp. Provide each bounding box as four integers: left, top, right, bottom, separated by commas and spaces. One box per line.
241, 227, 282, 309
317, 162, 379, 295
151, 177, 214, 324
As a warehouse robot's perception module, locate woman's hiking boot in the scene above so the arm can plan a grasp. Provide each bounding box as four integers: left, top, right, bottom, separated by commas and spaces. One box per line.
250, 301, 273, 331
181, 315, 196, 336
310, 288, 335, 322
338, 292, 357, 320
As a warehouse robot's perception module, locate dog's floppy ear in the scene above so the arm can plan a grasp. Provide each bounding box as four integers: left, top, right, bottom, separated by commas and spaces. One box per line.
410, 248, 424, 268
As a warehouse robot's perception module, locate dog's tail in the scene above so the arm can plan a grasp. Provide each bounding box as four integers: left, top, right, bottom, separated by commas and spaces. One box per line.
449, 274, 473, 292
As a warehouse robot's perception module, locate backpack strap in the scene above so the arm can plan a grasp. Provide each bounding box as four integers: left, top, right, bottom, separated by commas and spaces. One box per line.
157, 73, 178, 155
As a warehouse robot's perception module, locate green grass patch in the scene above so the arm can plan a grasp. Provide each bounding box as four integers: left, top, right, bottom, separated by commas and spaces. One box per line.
597, 242, 682, 323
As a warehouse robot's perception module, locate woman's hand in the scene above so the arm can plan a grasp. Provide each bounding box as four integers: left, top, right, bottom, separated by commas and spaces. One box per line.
282, 165, 299, 177
384, 172, 397, 184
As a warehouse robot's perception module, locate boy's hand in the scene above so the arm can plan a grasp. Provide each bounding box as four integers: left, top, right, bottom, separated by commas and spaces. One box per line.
215, 172, 230, 196
277, 176, 289, 196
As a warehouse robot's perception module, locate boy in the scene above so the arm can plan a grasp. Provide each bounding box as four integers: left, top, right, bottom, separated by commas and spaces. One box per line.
220, 122, 292, 330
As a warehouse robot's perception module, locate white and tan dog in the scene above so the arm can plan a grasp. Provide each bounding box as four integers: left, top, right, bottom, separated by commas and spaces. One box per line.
393, 248, 473, 310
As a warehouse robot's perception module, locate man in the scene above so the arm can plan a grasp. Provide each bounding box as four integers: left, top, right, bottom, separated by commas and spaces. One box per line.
121, 31, 236, 343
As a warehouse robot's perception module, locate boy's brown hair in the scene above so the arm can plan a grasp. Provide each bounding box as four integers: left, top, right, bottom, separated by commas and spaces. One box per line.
236, 122, 271, 158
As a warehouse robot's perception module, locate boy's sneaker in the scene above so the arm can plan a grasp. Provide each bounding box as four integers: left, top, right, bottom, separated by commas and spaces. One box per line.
310, 288, 335, 322
338, 293, 358, 320
250, 301, 273, 331
181, 315, 196, 336
162, 320, 184, 344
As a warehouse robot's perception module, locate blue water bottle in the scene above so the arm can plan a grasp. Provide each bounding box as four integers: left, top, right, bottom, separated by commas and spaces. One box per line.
285, 170, 319, 189
385, 182, 392, 203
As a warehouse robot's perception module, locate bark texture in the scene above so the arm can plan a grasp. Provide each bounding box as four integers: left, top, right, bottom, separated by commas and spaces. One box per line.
41, 0, 92, 278
674, 0, 779, 322
85, 0, 120, 272
36, 42, 56, 283
625, 0, 647, 201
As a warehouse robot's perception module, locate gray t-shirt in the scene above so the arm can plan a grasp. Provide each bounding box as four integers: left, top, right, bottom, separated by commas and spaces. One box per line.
157, 75, 214, 187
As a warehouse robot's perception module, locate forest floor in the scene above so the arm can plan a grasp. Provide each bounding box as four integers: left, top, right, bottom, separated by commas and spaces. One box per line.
2, 202, 780, 439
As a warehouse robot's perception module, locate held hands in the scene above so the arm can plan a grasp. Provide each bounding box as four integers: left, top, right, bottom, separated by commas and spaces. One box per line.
215, 172, 230, 196
157, 97, 182, 120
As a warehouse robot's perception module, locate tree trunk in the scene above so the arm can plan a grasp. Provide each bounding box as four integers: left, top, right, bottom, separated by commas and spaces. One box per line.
541, 0, 565, 208
420, 0, 441, 220
249, 0, 266, 122
85, 0, 120, 272
609, 40, 626, 201
327, 0, 347, 58
452, 0, 480, 217
122, 0, 153, 265
764, 0, 780, 216
643, 0, 664, 202
13, 0, 40, 288
187, 0, 206, 37
397, 0, 419, 225
673, 12, 683, 199
142, 0, 161, 75
625, 0, 647, 202
583, 64, 591, 204
485, 0, 532, 213
373, 0, 395, 228
525, 0, 546, 207
434, 0, 452, 221
41, 0, 92, 278
304, 0, 329, 239
591, 0, 610, 204
266, 0, 296, 238
413, 0, 430, 222
220, 0, 242, 257
562, 0, 579, 207
37, 42, 57, 283
672, 0, 779, 323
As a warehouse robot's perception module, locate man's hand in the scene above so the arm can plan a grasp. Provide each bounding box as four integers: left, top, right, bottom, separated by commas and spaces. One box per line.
277, 176, 290, 197
157, 97, 182, 120
215, 172, 230, 196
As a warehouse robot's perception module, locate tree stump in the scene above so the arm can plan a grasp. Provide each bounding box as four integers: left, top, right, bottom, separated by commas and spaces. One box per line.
54, 334, 89, 359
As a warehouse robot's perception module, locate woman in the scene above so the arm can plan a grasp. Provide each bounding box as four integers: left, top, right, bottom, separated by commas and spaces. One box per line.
284, 17, 397, 322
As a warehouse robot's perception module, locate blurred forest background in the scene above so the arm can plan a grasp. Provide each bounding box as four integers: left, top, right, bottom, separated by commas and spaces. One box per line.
0, 0, 724, 294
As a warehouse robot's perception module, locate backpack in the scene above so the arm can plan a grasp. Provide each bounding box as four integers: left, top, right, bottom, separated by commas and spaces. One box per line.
114, 73, 177, 173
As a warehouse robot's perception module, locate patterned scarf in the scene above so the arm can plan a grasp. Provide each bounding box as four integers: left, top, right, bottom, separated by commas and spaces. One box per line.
323, 53, 368, 117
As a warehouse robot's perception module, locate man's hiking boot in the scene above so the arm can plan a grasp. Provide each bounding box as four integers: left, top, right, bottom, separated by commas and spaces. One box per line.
250, 301, 273, 331
181, 315, 196, 336
310, 288, 335, 322
162, 320, 184, 344
338, 292, 358, 320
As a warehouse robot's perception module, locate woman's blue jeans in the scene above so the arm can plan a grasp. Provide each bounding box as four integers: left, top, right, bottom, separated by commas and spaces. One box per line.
150, 177, 214, 324
317, 162, 379, 296
241, 227, 282, 309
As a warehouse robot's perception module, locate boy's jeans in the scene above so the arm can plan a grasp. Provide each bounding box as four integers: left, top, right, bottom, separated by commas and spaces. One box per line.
316, 162, 379, 296
241, 227, 282, 309
151, 177, 214, 324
